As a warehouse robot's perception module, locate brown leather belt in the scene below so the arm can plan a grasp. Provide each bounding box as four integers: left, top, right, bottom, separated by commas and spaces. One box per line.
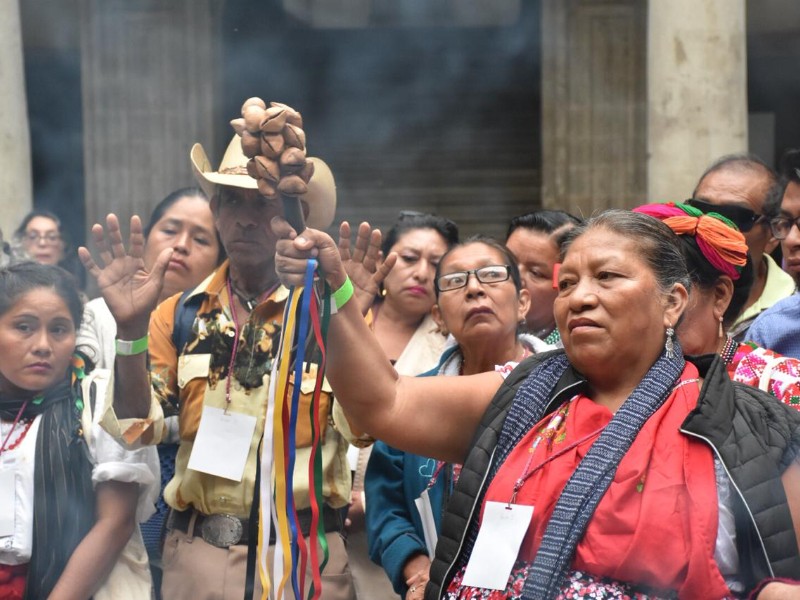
168, 505, 343, 548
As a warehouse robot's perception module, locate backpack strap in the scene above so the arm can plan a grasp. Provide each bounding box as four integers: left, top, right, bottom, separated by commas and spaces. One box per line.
171, 289, 204, 353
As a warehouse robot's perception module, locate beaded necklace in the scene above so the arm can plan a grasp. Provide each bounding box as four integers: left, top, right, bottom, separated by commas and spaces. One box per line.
542, 328, 561, 346
508, 375, 701, 505
0, 399, 32, 456
508, 398, 605, 505
719, 334, 738, 365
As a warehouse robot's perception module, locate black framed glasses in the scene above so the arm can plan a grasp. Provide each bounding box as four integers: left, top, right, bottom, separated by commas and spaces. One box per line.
685, 198, 763, 233
768, 215, 800, 240
436, 265, 511, 292
23, 231, 61, 245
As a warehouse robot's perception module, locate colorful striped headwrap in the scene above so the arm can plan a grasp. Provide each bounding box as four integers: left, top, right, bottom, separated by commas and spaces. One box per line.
633, 202, 748, 280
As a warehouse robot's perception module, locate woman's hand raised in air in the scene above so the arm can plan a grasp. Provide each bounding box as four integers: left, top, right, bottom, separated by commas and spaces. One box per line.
337, 221, 395, 315
78, 213, 171, 339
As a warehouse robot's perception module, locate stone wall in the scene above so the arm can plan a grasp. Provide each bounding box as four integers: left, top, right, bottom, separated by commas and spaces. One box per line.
0, 0, 32, 236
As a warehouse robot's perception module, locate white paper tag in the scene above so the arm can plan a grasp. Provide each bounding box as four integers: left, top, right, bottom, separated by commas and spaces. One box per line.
461, 501, 534, 590
414, 488, 439, 558
346, 444, 360, 472
0, 469, 15, 537
187, 406, 257, 481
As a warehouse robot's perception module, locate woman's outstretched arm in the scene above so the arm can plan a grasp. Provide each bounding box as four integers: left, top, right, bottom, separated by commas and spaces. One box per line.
273, 217, 503, 463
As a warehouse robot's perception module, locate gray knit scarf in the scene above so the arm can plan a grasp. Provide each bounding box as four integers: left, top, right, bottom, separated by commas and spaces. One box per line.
460, 346, 685, 599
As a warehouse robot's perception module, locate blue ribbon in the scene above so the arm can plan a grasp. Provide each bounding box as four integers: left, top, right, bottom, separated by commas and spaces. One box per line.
286, 258, 317, 599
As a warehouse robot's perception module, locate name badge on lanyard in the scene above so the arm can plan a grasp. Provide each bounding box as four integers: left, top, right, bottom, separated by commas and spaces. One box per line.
414, 488, 439, 558
187, 406, 257, 481
461, 501, 534, 590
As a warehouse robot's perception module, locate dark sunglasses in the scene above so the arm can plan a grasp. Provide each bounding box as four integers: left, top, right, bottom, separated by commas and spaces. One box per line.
685, 198, 763, 233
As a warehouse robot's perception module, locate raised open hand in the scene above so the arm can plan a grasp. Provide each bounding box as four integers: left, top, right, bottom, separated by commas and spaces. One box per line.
78, 214, 172, 338
337, 221, 396, 315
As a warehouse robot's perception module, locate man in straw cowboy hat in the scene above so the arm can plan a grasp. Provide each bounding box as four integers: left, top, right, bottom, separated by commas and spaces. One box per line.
101, 133, 356, 600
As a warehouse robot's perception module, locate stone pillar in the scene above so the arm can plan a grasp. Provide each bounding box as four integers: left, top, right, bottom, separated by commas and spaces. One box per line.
647, 0, 747, 202
0, 0, 33, 236
541, 0, 647, 217
79, 0, 219, 234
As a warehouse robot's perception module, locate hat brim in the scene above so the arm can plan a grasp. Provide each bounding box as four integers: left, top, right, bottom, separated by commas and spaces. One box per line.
190, 140, 336, 229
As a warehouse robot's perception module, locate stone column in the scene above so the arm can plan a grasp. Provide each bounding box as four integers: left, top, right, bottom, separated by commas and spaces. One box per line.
541, 0, 647, 216
647, 0, 747, 202
0, 0, 33, 236
79, 0, 219, 234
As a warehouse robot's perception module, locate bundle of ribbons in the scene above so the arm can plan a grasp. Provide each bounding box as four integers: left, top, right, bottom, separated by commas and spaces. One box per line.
262, 260, 331, 600
232, 98, 332, 600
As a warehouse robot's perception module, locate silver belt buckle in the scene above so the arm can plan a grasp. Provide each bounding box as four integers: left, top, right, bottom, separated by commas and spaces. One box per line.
200, 514, 243, 548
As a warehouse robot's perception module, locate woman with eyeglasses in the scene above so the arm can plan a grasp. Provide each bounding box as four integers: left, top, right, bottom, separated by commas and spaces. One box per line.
365, 237, 554, 600
343, 212, 459, 599
14, 209, 87, 292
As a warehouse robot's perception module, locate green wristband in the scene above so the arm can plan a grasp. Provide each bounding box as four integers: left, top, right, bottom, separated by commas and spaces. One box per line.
115, 334, 149, 356
332, 276, 354, 310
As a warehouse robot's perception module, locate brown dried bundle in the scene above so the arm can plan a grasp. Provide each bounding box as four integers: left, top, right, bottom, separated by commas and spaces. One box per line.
232, 97, 313, 202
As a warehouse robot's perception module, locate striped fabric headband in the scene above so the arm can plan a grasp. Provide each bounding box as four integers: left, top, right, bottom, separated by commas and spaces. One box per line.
633, 202, 748, 280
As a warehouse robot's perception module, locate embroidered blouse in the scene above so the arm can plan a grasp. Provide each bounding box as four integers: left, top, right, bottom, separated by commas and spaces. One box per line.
724, 341, 800, 409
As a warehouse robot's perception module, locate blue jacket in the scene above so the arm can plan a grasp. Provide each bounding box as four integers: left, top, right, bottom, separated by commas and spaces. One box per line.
747, 292, 800, 359
364, 335, 553, 595
364, 346, 460, 595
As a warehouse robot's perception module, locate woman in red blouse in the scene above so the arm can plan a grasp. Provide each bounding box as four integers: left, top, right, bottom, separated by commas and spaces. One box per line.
274, 210, 800, 599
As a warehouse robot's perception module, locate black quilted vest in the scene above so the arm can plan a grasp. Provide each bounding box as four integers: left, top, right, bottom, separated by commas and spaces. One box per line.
425, 353, 800, 599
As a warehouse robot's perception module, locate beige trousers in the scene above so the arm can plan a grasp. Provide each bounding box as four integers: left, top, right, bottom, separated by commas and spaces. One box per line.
161, 526, 355, 600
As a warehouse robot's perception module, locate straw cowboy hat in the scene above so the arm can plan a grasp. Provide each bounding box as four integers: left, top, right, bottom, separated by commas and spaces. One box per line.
190, 135, 336, 229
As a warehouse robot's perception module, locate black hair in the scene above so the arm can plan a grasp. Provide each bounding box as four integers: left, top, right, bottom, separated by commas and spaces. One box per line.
693, 153, 782, 220
506, 210, 583, 250
560, 210, 691, 297
144, 187, 206, 238
677, 235, 754, 328
144, 187, 225, 265
435, 235, 523, 297
13, 209, 87, 289
0, 262, 83, 329
380, 212, 459, 257
778, 149, 800, 203
14, 209, 68, 247
779, 149, 800, 184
